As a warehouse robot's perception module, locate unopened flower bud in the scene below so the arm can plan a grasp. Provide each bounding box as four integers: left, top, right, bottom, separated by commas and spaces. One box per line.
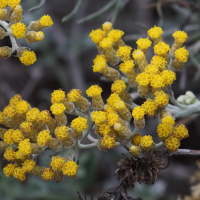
0, 27, 5, 39
0, 8, 9, 21
114, 123, 131, 140
25, 31, 44, 43
10, 5, 23, 23
130, 145, 141, 157
0, 47, 12, 58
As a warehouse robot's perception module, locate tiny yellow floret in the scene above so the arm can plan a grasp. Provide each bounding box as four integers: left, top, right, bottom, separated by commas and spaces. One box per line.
8, 0, 21, 9
161, 116, 175, 126
14, 167, 26, 181
4, 147, 16, 161
16, 100, 31, 114
160, 70, 176, 85
173, 124, 189, 140
136, 72, 151, 86
140, 135, 153, 148
132, 107, 145, 120
86, 85, 102, 97
62, 161, 78, 177
40, 15, 53, 27
42, 168, 54, 181
102, 22, 112, 32
131, 134, 142, 146
19, 51, 37, 66
9, 94, 22, 106
116, 46, 132, 61
50, 156, 65, 171
154, 42, 170, 56
67, 89, 81, 102
51, 89, 65, 104
50, 103, 66, 115
107, 93, 121, 105
136, 38, 152, 50
172, 30, 188, 44
151, 55, 167, 71
55, 126, 70, 140
37, 129, 52, 146
4, 129, 14, 144
0, 0, 8, 9
132, 49, 145, 61
99, 37, 113, 49
165, 136, 180, 152
119, 60, 134, 73
106, 112, 119, 126
144, 64, 160, 75
100, 135, 116, 149
38, 110, 52, 123
111, 79, 127, 94
108, 29, 124, 42
157, 123, 173, 139
150, 75, 165, 89
142, 99, 157, 117
154, 91, 169, 108
11, 22, 26, 39
3, 163, 17, 177
92, 55, 107, 73
148, 25, 163, 39
18, 139, 31, 155
22, 159, 35, 173
20, 121, 33, 133
92, 111, 106, 124
89, 29, 106, 44
70, 117, 88, 132
26, 108, 40, 122
3, 105, 16, 119
12, 129, 24, 144
174, 47, 189, 63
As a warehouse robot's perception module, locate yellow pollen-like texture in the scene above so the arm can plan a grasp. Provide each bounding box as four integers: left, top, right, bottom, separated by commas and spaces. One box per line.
50, 103, 66, 115
89, 29, 106, 44
136, 38, 152, 50
151, 55, 167, 71
4, 147, 16, 161
175, 47, 189, 63
8, 0, 21, 9
4, 129, 14, 144
26, 108, 40, 122
92, 111, 106, 124
92, 55, 107, 73
50, 156, 65, 171
154, 91, 169, 108
157, 123, 173, 139
3, 163, 16, 177
136, 73, 151, 86
108, 29, 124, 42
42, 168, 54, 181
99, 37, 113, 49
132, 50, 145, 61
12, 129, 24, 143
20, 121, 33, 133
160, 70, 176, 85
141, 135, 153, 148
62, 161, 78, 177
0, 0, 8, 9
165, 136, 180, 152
106, 112, 119, 126
37, 129, 52, 146
148, 26, 163, 39
70, 117, 88, 132
154, 42, 170, 56
161, 116, 175, 126
55, 126, 70, 140
150, 75, 165, 89
14, 167, 26, 181
142, 99, 157, 117
51, 89, 65, 103
145, 64, 160, 75
38, 110, 52, 123
22, 159, 35, 173
101, 135, 116, 149
40, 15, 53, 27
86, 85, 102, 97
67, 89, 81, 102
111, 79, 127, 94
16, 100, 30, 114
131, 134, 142, 146
19, 51, 37, 66
172, 30, 188, 43
11, 22, 26, 39
107, 93, 121, 105
9, 94, 22, 106
18, 139, 31, 155
119, 60, 134, 73
132, 107, 145, 120
116, 46, 132, 61
173, 124, 189, 140
3, 105, 16, 119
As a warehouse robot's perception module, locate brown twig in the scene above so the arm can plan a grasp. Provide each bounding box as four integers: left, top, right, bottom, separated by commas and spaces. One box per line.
172, 149, 200, 156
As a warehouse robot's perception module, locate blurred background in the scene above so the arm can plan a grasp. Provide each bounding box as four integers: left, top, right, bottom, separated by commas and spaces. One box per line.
0, 0, 200, 199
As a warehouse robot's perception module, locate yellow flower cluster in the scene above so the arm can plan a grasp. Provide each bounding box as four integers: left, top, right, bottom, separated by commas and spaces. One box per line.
70, 117, 88, 133
131, 134, 142, 146
100, 135, 116, 149
86, 85, 102, 97
175, 47, 189, 63
37, 129, 52, 147
62, 161, 79, 177
141, 135, 153, 148
116, 46, 132, 61
0, 2, 53, 65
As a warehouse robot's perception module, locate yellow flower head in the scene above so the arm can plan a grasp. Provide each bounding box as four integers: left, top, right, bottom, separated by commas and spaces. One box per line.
100, 135, 116, 149
89, 29, 106, 44
42, 168, 54, 181
173, 124, 189, 140
165, 136, 180, 152
144, 64, 160, 75
172, 30, 188, 44
119, 60, 134, 73
34, 31, 44, 41
111, 79, 127, 94
38, 110, 52, 123
55, 126, 70, 140
22, 159, 36, 173
136, 72, 151, 86
11, 22, 26, 39
19, 51, 37, 66
114, 100, 126, 110
132, 49, 145, 61
37, 129, 52, 146
18, 139, 31, 155
16, 100, 31, 115
106, 112, 119, 126
130, 145, 141, 157
0, 111, 3, 123
15, 150, 26, 160
131, 134, 142, 146
8, 0, 21, 9
3, 105, 16, 119
26, 108, 40, 122
141, 135, 153, 148
148, 25, 163, 39
174, 47, 189, 63
99, 37, 113, 49
150, 55, 167, 71
70, 117, 88, 132
51, 89, 65, 104
132, 106, 145, 120
116, 46, 132, 61
4, 147, 16, 161
0, 0, 8, 9
20, 121, 33, 133
142, 99, 157, 117
86, 85, 102, 97
136, 38, 152, 50
104, 104, 117, 114
50, 156, 65, 171
3, 163, 17, 177
150, 75, 165, 89
92, 55, 107, 73
40, 15, 53, 27
92, 111, 106, 124
50, 103, 66, 115
4, 129, 14, 145
107, 93, 121, 105
98, 124, 113, 136
154, 42, 170, 56
67, 89, 81, 102
102, 22, 112, 32
14, 167, 26, 181
62, 161, 78, 177
108, 29, 124, 42
160, 70, 176, 85
154, 91, 169, 108
161, 116, 175, 126
9, 94, 22, 106
12, 129, 24, 144
157, 123, 173, 139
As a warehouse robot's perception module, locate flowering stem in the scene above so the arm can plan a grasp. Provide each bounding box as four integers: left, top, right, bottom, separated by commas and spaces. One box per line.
78, 142, 98, 149
172, 149, 200, 156
155, 142, 165, 149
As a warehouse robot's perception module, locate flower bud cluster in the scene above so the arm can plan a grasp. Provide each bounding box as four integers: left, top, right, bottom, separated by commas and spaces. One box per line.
0, 2, 53, 66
